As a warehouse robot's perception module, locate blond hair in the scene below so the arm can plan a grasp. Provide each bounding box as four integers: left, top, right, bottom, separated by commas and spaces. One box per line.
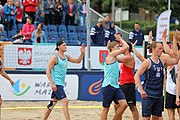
107, 40, 118, 52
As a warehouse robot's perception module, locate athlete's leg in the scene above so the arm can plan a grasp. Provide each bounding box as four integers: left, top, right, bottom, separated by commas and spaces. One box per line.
42, 98, 58, 120
152, 115, 159, 120
177, 108, 180, 120
142, 117, 150, 120
167, 108, 175, 120
61, 97, 70, 120
0, 96, 2, 119
159, 117, 163, 120
129, 105, 139, 120
101, 107, 110, 120
114, 104, 119, 112
113, 99, 128, 120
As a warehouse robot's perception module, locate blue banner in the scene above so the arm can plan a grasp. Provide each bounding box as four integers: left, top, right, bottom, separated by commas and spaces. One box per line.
79, 73, 104, 101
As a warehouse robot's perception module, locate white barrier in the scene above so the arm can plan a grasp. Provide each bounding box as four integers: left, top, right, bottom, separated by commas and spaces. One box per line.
0, 74, 79, 100
4, 44, 83, 69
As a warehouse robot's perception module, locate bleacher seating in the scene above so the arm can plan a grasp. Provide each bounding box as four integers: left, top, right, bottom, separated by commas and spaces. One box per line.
59, 33, 68, 41
48, 32, 59, 43
68, 33, 79, 44
48, 25, 57, 32
0, 32, 8, 41
2, 23, 88, 45
42, 24, 48, 32
67, 25, 77, 33
58, 25, 67, 33
17, 23, 24, 32
78, 33, 87, 44
8, 30, 17, 41
77, 26, 86, 33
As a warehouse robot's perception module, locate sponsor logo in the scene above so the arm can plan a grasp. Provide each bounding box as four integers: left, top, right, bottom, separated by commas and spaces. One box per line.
12, 79, 30, 96
99, 50, 108, 66
88, 79, 103, 95
18, 47, 32, 66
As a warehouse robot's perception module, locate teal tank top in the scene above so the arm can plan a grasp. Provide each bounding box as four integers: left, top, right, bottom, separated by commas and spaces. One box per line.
102, 60, 120, 88
51, 53, 68, 86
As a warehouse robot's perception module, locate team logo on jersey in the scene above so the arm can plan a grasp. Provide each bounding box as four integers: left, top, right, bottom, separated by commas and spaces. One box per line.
11, 79, 30, 96
18, 47, 32, 65
88, 79, 102, 95
99, 50, 108, 66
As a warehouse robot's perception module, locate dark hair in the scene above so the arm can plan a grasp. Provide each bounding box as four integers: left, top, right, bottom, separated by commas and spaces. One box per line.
39, 23, 43, 29
27, 16, 32, 21
127, 42, 133, 52
55, 40, 65, 50
177, 42, 180, 50
135, 22, 139, 25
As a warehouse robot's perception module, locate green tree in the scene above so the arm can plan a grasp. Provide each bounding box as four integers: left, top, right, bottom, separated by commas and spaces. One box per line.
90, 0, 180, 21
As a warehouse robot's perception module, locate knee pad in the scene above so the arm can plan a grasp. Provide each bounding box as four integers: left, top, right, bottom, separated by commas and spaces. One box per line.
47, 100, 57, 110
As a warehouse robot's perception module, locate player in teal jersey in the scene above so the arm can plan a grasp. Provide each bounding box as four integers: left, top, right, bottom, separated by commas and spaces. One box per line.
42, 40, 85, 120
101, 33, 129, 120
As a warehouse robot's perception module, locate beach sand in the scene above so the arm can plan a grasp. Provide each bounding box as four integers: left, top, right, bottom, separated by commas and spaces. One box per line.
1, 100, 177, 120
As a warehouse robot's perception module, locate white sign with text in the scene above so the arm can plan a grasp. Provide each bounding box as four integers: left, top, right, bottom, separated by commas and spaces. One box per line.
0, 74, 78, 100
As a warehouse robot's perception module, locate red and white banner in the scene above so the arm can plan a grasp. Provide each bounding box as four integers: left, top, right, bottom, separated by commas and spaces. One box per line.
4, 44, 83, 69
156, 10, 172, 41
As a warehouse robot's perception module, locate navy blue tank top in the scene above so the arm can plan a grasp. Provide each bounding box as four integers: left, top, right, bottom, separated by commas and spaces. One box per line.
143, 57, 164, 98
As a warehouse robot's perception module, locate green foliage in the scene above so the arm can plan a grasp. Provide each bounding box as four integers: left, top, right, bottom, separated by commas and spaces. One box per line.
115, 21, 180, 35
91, 0, 180, 21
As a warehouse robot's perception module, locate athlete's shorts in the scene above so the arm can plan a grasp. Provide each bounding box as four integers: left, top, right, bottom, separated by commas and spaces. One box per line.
102, 85, 125, 107
120, 83, 136, 106
142, 97, 163, 117
51, 85, 66, 100
165, 92, 180, 109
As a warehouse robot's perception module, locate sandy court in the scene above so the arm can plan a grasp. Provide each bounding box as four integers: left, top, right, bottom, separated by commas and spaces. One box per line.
1, 100, 177, 120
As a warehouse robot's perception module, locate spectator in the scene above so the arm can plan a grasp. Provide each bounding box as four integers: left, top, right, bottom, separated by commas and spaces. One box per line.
129, 22, 144, 45
0, 24, 4, 32
23, 0, 38, 23
31, 23, 47, 43
44, 0, 54, 25
64, 0, 76, 26
1, 0, 7, 6
90, 18, 105, 46
0, 5, 3, 24
14, 1, 23, 25
103, 15, 111, 29
105, 22, 116, 43
78, 0, 86, 26
3, 0, 16, 31
53, 0, 64, 25
21, 16, 35, 43
0, 24, 6, 41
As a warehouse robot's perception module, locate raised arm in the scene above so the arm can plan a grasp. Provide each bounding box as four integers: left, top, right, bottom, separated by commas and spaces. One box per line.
132, 40, 146, 62
161, 53, 179, 67
66, 44, 85, 63
173, 30, 180, 55
134, 59, 150, 99
110, 34, 129, 57
162, 29, 176, 58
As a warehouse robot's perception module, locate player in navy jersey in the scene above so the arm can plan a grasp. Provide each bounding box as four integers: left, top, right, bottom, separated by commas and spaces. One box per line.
134, 40, 180, 120
132, 30, 180, 120
0, 45, 14, 119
